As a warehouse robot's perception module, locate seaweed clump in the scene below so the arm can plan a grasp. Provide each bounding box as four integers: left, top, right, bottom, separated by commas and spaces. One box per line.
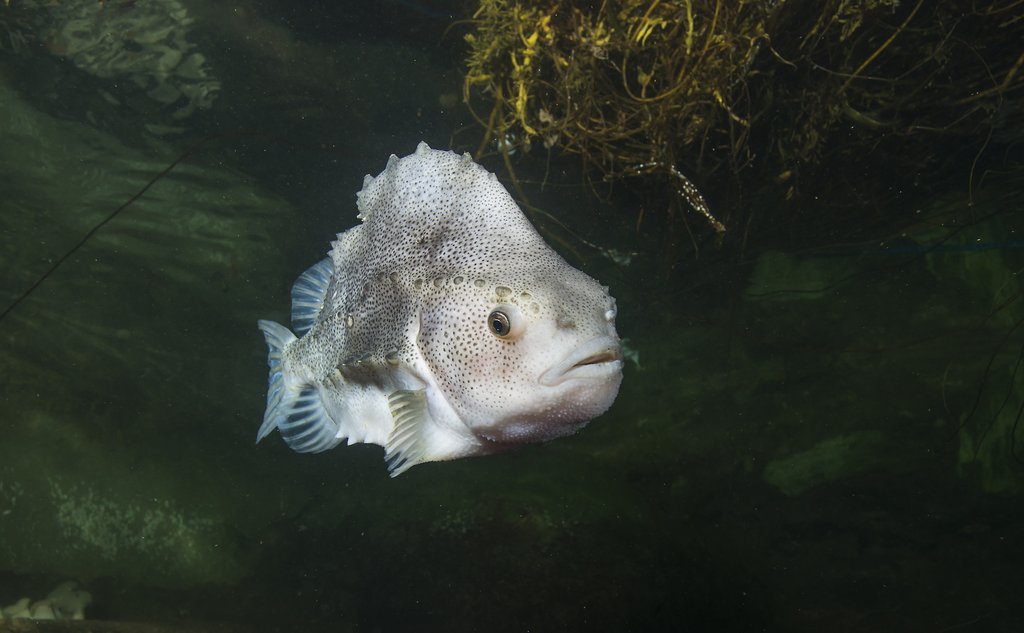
462, 1, 1024, 235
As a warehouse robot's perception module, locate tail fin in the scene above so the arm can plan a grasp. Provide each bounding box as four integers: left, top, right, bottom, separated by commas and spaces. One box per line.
256, 320, 341, 453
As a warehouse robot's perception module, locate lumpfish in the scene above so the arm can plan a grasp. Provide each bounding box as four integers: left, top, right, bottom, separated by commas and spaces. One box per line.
257, 142, 623, 476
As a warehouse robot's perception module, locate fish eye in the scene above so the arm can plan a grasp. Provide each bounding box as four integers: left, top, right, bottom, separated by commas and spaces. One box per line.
488, 310, 511, 337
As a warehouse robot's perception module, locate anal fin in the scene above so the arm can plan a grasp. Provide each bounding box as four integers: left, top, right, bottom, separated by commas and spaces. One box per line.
277, 386, 340, 453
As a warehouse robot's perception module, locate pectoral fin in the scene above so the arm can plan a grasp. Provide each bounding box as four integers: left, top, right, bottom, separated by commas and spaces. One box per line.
384, 389, 432, 477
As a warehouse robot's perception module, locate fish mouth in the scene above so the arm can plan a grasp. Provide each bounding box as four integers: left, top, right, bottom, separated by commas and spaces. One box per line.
540, 336, 623, 387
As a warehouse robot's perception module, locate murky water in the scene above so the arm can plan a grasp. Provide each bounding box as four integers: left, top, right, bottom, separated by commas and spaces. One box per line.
1, 1, 1022, 631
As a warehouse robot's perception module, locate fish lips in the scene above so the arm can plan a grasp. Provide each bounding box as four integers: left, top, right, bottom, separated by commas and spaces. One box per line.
539, 336, 624, 387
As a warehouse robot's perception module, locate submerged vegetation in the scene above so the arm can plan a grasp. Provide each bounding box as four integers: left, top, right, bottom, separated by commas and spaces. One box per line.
463, 0, 1023, 233
461, 0, 1024, 492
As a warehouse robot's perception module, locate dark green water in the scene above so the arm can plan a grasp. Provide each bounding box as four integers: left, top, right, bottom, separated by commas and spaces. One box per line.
1, 1, 1022, 632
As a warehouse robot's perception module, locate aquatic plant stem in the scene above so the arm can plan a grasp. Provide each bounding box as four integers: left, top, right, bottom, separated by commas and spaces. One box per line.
839, 0, 924, 94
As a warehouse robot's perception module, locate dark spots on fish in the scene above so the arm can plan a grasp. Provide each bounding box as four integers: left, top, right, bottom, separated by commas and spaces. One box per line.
299, 145, 618, 429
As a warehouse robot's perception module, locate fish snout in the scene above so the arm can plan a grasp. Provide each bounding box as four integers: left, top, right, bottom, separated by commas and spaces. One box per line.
539, 336, 623, 387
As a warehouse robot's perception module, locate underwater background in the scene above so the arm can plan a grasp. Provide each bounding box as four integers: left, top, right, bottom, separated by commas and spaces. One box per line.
1, 1, 1023, 631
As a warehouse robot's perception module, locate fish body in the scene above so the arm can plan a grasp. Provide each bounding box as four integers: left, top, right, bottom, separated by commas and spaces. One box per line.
257, 142, 622, 475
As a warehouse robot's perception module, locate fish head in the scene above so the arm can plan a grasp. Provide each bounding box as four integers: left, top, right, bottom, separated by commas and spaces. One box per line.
417, 263, 623, 446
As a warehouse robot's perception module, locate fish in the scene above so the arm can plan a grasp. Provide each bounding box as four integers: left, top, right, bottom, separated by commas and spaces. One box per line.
256, 142, 623, 476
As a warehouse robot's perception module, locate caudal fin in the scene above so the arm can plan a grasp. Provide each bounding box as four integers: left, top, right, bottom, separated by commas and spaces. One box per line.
256, 319, 341, 453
